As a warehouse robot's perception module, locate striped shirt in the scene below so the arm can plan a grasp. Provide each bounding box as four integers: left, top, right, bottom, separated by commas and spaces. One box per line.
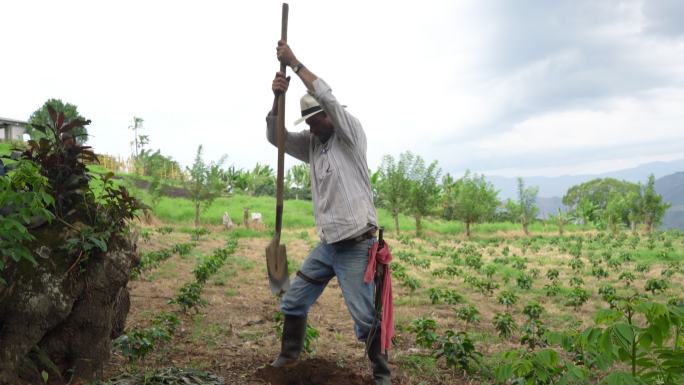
266, 78, 378, 243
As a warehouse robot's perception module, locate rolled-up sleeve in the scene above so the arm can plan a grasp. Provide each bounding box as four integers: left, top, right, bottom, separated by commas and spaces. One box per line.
266, 114, 311, 163
311, 78, 366, 151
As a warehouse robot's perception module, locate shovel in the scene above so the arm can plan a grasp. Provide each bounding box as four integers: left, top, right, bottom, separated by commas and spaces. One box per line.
265, 2, 290, 295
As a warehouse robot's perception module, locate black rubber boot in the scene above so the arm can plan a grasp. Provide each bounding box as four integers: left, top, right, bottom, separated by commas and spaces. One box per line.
367, 329, 391, 385
271, 315, 307, 367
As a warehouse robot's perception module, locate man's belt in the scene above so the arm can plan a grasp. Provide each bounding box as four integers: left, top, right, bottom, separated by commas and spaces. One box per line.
334, 229, 376, 245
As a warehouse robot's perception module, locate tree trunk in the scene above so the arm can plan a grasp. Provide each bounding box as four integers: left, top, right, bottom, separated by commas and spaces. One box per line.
0, 227, 138, 385
415, 214, 422, 237
465, 221, 471, 237
522, 221, 529, 236
393, 210, 400, 235
194, 202, 201, 227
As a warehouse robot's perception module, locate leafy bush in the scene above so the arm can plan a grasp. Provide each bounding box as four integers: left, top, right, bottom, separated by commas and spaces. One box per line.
498, 290, 519, 309
410, 317, 438, 349
493, 312, 517, 338
516, 273, 533, 290
433, 330, 481, 373
565, 287, 590, 310
2, 105, 143, 282
0, 160, 54, 283
644, 278, 669, 295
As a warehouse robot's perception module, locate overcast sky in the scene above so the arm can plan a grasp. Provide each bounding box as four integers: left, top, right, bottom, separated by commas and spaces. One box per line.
2, 0, 683, 177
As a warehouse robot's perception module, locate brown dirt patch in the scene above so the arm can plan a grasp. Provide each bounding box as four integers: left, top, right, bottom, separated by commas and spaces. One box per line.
254, 359, 370, 385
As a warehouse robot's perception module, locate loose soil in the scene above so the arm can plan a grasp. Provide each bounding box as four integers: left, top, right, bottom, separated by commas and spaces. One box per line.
254, 359, 369, 385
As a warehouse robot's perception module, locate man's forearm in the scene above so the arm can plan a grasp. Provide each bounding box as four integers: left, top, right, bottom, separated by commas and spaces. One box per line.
290, 59, 318, 93
269, 95, 279, 116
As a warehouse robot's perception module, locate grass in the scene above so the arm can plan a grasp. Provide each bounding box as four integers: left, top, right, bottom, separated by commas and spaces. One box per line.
0, 142, 12, 156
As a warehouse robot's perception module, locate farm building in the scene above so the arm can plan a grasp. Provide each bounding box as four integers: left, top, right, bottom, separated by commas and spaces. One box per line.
0, 117, 28, 141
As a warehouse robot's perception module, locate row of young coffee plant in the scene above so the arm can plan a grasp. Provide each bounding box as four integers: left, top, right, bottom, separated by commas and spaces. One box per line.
113, 312, 181, 361
169, 238, 238, 312
131, 242, 196, 279
114, 238, 238, 360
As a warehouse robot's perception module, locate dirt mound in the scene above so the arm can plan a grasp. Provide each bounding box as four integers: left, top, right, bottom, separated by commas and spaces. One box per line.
254, 359, 370, 385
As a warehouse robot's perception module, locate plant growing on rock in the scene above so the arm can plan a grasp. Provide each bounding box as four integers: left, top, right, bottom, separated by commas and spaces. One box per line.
0, 106, 144, 384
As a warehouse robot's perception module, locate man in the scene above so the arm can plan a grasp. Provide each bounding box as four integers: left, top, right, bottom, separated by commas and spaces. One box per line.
266, 40, 390, 385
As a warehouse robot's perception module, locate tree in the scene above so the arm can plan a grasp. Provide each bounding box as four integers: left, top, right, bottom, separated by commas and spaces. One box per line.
406, 153, 441, 237
604, 192, 631, 235
222, 165, 249, 192
441, 173, 457, 220
449, 171, 499, 237
246, 163, 275, 196
641, 174, 670, 233
563, 178, 640, 225
548, 208, 570, 236
185, 145, 226, 227
27, 99, 87, 143
134, 149, 182, 209
376, 153, 412, 234
128, 116, 144, 157
508, 178, 539, 236
285, 163, 311, 200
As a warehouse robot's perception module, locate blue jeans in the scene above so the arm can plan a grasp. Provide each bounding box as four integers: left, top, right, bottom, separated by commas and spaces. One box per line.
281, 238, 376, 341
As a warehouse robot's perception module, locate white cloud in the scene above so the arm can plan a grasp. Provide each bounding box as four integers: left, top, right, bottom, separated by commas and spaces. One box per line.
1, 0, 683, 177
467, 87, 684, 155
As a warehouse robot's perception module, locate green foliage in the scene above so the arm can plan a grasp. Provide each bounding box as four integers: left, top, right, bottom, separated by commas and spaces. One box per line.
156, 226, 173, 234
403, 152, 441, 236
112, 312, 180, 361
185, 145, 226, 227
190, 226, 210, 241
2, 105, 143, 282
506, 178, 539, 235
170, 241, 237, 312
493, 312, 517, 338
494, 348, 589, 385
563, 176, 669, 233
401, 275, 422, 292
563, 178, 640, 225
644, 278, 669, 295
516, 273, 533, 290
498, 290, 519, 309
574, 296, 684, 384
285, 163, 311, 200
523, 302, 544, 320
641, 174, 670, 232
428, 288, 463, 305
27, 99, 87, 143
619, 271, 636, 286
546, 268, 560, 281
0, 160, 54, 282
170, 282, 206, 312
544, 282, 561, 297
410, 317, 439, 349
444, 171, 499, 237
455, 304, 480, 326
433, 330, 481, 373
565, 287, 590, 310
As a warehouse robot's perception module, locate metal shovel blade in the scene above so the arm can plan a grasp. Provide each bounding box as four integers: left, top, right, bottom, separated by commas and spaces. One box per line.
265, 238, 290, 295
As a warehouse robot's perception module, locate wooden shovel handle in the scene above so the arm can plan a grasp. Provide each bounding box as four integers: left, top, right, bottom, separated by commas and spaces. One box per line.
275, 3, 288, 237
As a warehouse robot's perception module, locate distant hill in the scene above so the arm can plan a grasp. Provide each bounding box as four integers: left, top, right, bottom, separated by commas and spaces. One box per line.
536, 196, 564, 219
655, 172, 684, 231
488, 158, 684, 200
